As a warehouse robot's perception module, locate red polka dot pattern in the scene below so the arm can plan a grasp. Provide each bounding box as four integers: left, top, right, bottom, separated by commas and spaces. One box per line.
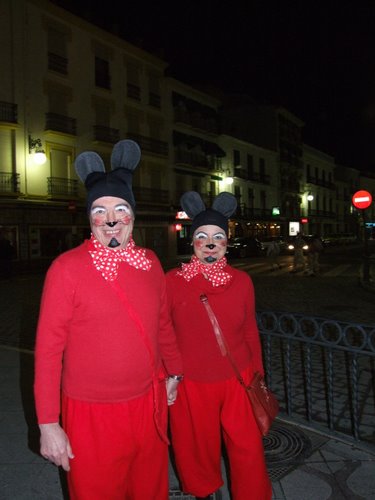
89, 235, 151, 281
177, 255, 232, 287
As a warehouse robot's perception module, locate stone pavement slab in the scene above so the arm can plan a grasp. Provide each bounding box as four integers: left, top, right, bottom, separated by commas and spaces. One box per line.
1, 347, 375, 499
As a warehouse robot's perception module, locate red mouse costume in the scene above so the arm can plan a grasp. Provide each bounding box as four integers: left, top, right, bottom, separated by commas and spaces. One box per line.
166, 191, 271, 500
34, 140, 182, 500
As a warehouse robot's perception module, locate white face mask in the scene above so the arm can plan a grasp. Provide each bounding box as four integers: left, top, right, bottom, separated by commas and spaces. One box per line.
90, 196, 134, 249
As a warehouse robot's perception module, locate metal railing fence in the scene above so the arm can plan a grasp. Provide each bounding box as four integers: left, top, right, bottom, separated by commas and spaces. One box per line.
257, 311, 375, 443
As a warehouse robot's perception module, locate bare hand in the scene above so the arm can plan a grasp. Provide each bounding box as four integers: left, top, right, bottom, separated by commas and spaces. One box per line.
39, 422, 74, 471
166, 378, 180, 405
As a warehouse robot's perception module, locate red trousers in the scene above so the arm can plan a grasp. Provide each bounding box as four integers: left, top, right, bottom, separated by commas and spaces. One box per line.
62, 389, 168, 500
169, 367, 272, 499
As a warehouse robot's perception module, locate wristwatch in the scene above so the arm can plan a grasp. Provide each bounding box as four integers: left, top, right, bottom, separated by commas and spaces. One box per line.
168, 374, 184, 381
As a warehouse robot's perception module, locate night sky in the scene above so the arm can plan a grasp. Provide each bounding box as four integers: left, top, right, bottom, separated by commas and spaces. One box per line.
52, 0, 375, 171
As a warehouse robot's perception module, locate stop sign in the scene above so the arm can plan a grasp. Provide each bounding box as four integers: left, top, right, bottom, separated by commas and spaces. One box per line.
352, 190, 372, 210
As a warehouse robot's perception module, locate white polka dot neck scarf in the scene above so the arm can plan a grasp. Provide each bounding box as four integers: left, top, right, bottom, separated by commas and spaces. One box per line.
177, 255, 232, 287
89, 235, 152, 281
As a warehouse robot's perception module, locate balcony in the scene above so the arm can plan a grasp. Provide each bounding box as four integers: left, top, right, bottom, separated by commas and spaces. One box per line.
127, 133, 168, 156
234, 169, 271, 184
127, 83, 141, 101
309, 209, 336, 218
45, 112, 77, 135
93, 125, 120, 144
0, 101, 17, 123
47, 177, 78, 198
0, 172, 20, 195
48, 52, 68, 75
280, 179, 300, 193
236, 204, 272, 219
149, 92, 161, 108
133, 187, 169, 205
306, 176, 335, 189
173, 108, 219, 134
174, 149, 215, 170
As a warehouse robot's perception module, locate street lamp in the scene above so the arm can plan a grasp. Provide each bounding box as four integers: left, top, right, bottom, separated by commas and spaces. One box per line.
28, 135, 47, 165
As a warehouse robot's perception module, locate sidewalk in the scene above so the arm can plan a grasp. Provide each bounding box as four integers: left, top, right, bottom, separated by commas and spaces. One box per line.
1, 346, 375, 499
1, 268, 375, 499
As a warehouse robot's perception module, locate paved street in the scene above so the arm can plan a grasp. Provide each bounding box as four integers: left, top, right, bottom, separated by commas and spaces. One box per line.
0, 246, 374, 499
0, 245, 374, 351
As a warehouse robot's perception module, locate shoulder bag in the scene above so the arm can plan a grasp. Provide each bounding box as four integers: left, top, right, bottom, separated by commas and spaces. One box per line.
200, 293, 279, 436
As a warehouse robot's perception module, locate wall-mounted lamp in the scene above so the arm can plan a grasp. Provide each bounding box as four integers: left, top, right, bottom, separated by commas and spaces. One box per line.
224, 176, 234, 185
28, 135, 47, 165
307, 193, 314, 202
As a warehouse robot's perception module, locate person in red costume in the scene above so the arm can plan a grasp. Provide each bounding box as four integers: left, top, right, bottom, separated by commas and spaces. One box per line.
166, 191, 272, 500
34, 140, 183, 500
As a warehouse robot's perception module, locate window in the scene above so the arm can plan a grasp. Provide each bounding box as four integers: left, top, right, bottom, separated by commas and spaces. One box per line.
126, 110, 141, 135
247, 154, 253, 178
148, 72, 161, 108
234, 185, 241, 199
233, 149, 240, 166
95, 57, 111, 89
47, 27, 68, 74
259, 158, 265, 174
126, 62, 141, 100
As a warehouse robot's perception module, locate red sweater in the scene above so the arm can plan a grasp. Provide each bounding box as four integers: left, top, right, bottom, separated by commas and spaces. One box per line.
166, 265, 264, 382
34, 240, 182, 424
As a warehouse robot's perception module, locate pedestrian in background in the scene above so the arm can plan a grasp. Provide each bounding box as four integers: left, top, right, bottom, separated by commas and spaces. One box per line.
267, 239, 281, 271
34, 140, 183, 500
307, 234, 323, 276
290, 232, 306, 273
166, 191, 272, 500
0, 227, 16, 279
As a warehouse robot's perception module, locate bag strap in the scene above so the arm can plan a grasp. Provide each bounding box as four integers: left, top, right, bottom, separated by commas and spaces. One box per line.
200, 293, 249, 389
109, 280, 169, 444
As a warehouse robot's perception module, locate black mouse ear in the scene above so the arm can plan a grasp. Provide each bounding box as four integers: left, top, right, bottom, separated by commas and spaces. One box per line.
212, 192, 237, 218
111, 140, 141, 172
75, 152, 106, 183
180, 191, 206, 219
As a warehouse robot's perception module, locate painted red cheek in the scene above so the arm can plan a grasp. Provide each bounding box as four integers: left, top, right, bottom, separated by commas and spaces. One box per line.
121, 215, 132, 225
218, 241, 227, 247
92, 217, 103, 226
193, 240, 205, 249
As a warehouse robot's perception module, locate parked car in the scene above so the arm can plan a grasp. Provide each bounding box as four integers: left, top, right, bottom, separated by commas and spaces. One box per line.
322, 233, 358, 246
226, 237, 264, 258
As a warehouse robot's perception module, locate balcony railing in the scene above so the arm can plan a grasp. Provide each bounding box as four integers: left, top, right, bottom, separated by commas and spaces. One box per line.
280, 180, 300, 193
149, 92, 161, 108
0, 172, 20, 194
236, 205, 272, 219
47, 177, 78, 198
48, 52, 68, 75
174, 149, 215, 170
133, 187, 169, 204
234, 169, 271, 184
306, 176, 335, 190
0, 101, 17, 123
258, 311, 375, 443
309, 209, 336, 218
93, 125, 120, 144
127, 133, 168, 156
127, 83, 141, 101
173, 108, 219, 134
45, 112, 77, 135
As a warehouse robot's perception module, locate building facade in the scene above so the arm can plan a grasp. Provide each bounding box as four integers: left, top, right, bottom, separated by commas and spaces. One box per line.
0, 0, 373, 271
